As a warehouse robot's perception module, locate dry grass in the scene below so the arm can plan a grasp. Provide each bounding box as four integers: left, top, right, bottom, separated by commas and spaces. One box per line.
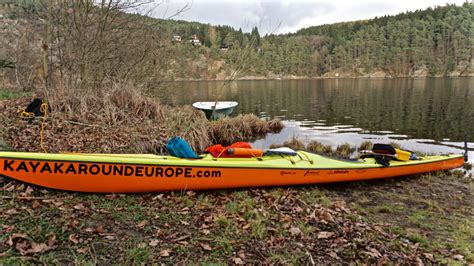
306, 140, 333, 155
269, 137, 306, 150
358, 140, 373, 151
164, 105, 210, 153
335, 143, 356, 158
209, 114, 282, 146
268, 119, 284, 132
48, 81, 164, 126
282, 137, 306, 150
1, 83, 284, 154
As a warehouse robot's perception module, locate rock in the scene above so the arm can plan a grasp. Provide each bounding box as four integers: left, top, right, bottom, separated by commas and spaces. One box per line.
363, 70, 392, 78
413, 65, 428, 77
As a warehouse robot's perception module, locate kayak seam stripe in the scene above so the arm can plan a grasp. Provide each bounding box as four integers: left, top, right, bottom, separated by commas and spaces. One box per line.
0, 155, 463, 171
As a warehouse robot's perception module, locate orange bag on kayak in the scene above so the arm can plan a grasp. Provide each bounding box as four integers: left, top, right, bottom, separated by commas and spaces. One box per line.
227, 148, 264, 157
205, 142, 259, 158
229, 142, 252, 149
205, 144, 225, 154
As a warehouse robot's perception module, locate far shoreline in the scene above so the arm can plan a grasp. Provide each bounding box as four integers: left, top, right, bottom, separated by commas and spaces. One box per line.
169, 75, 473, 82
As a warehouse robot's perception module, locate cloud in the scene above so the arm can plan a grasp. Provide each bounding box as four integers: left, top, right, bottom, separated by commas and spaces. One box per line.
151, 0, 467, 34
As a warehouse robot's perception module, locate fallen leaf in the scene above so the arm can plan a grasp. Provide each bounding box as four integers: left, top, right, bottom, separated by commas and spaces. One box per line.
237, 250, 246, 259
154, 229, 164, 237
415, 256, 423, 265
105, 194, 117, 200
77, 246, 89, 254
31, 200, 40, 209
149, 239, 159, 247
24, 186, 34, 196
152, 194, 164, 201
137, 220, 148, 228
317, 231, 335, 239
7, 233, 28, 247
101, 234, 115, 240
5, 183, 15, 192
160, 249, 171, 257
452, 254, 464, 261
47, 233, 57, 247
333, 201, 345, 209
6, 209, 18, 215
200, 243, 212, 251
53, 200, 64, 207
294, 206, 304, 213
320, 210, 335, 223
365, 248, 382, 258
328, 251, 340, 259
423, 253, 434, 261
95, 226, 105, 234
242, 223, 251, 230
201, 229, 211, 235
412, 242, 420, 250
73, 203, 85, 210
8, 233, 55, 255
373, 225, 383, 233
15, 240, 30, 255
174, 235, 190, 242
289, 227, 302, 236
232, 257, 244, 264
29, 243, 49, 253
68, 234, 79, 244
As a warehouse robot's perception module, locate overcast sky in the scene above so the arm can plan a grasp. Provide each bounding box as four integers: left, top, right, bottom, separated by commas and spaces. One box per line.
150, 0, 468, 34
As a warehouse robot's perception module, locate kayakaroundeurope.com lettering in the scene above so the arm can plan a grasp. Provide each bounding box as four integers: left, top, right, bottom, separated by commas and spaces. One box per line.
3, 160, 221, 178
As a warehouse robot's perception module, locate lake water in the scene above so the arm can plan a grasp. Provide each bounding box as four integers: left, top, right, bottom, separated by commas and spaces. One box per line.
156, 78, 474, 164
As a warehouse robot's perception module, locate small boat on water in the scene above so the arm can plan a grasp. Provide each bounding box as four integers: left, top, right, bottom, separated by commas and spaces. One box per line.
0, 150, 465, 193
192, 101, 238, 119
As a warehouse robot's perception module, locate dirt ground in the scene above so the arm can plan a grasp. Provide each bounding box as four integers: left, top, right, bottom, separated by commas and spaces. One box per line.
1, 171, 472, 264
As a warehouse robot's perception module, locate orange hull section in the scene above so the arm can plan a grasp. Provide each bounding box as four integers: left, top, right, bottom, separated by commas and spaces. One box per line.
0, 155, 465, 193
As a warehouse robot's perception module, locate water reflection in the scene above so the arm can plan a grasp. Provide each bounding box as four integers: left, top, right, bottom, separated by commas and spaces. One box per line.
154, 78, 473, 163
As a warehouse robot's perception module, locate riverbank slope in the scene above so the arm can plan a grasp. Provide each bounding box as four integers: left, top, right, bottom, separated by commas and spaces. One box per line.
0, 91, 472, 264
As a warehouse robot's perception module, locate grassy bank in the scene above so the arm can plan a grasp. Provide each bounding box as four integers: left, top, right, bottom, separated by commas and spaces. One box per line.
1, 171, 472, 264
0, 91, 472, 264
0, 83, 282, 154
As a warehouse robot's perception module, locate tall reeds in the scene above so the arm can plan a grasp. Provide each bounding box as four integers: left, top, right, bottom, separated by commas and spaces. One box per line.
209, 114, 283, 146
1, 81, 285, 154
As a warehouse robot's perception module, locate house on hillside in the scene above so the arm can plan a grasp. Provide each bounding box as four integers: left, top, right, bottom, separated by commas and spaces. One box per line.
219, 43, 229, 51
190, 34, 201, 46
172, 35, 182, 42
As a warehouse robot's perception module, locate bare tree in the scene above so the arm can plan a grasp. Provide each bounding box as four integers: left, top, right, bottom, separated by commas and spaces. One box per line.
31, 0, 190, 91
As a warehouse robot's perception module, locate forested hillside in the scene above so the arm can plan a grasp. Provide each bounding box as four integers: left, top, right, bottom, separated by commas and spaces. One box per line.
161, 3, 474, 78
294, 3, 473, 77
1, 1, 473, 84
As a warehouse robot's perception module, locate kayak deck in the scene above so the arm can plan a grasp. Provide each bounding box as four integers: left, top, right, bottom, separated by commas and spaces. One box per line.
0, 151, 465, 193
